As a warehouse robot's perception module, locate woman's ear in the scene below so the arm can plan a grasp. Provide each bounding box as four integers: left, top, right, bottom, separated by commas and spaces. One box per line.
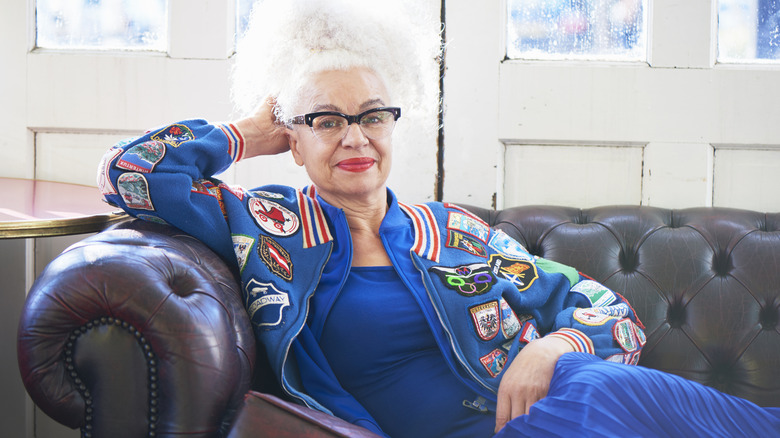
288, 130, 305, 167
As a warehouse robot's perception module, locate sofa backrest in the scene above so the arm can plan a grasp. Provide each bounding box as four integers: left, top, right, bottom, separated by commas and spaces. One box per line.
465, 205, 780, 407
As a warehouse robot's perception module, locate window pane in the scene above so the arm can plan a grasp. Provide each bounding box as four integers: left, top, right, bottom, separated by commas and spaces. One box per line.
236, 0, 254, 41
36, 0, 167, 51
507, 0, 647, 61
719, 0, 780, 61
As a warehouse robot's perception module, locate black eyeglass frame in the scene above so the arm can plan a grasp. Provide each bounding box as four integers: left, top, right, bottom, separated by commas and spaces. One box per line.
289, 106, 401, 127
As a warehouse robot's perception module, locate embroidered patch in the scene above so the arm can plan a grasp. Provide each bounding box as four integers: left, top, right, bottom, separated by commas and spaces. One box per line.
232, 234, 256, 273
573, 308, 615, 326
447, 230, 488, 258
489, 254, 539, 292
429, 263, 496, 297
97, 146, 123, 195
613, 318, 639, 352
249, 197, 300, 237
469, 301, 500, 341
499, 299, 523, 339
191, 179, 218, 197
245, 278, 290, 328
488, 230, 534, 261
479, 349, 508, 378
571, 280, 618, 307
117, 173, 154, 210
136, 214, 168, 225
629, 351, 641, 365
116, 140, 166, 173
447, 212, 490, 243
220, 183, 245, 201
605, 353, 630, 364
258, 235, 293, 281
519, 321, 539, 343
253, 190, 285, 199
590, 303, 631, 318
151, 124, 195, 147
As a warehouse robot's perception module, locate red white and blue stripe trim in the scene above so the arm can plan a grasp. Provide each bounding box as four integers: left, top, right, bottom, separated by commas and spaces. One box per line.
219, 123, 246, 163
399, 203, 441, 263
547, 328, 595, 355
297, 188, 333, 249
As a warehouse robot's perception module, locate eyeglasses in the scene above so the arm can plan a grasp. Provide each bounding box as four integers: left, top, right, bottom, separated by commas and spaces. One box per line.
290, 107, 401, 143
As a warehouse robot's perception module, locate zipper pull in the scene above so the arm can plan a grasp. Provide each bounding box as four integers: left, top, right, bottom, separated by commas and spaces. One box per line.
463, 396, 489, 413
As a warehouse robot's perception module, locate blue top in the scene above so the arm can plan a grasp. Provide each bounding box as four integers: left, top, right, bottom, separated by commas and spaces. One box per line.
319, 266, 495, 438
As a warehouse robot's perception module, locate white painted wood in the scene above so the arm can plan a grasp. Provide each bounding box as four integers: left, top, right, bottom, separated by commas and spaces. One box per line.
445, 0, 780, 211
504, 144, 644, 207
0, 0, 34, 180
35, 132, 132, 186
169, 0, 235, 59
642, 142, 714, 208
648, 0, 717, 68
714, 147, 780, 211
442, 0, 502, 207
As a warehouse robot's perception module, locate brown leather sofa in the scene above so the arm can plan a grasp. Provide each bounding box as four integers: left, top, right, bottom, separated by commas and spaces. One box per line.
18, 205, 780, 437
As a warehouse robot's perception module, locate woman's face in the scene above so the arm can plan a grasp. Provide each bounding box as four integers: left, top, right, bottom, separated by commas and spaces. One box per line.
288, 67, 393, 206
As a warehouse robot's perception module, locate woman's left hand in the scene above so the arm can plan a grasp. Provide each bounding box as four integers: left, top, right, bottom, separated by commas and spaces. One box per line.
494, 335, 574, 433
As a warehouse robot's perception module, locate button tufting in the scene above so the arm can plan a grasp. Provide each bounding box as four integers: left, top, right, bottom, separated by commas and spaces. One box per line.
667, 300, 686, 328
711, 250, 733, 277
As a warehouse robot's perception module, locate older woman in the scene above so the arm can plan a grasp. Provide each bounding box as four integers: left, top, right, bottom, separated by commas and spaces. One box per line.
99, 1, 779, 437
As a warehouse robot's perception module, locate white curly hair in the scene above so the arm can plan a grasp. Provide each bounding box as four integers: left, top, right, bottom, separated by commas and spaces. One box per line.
231, 0, 442, 125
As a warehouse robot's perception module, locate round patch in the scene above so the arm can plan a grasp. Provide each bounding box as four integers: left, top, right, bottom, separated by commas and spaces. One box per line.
249, 197, 299, 237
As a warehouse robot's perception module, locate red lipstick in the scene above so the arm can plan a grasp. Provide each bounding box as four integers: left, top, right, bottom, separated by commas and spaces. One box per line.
337, 157, 375, 172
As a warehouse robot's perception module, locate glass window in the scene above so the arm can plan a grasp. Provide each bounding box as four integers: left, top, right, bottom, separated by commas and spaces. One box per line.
719, 0, 780, 61
36, 0, 167, 51
506, 0, 647, 61
236, 0, 254, 41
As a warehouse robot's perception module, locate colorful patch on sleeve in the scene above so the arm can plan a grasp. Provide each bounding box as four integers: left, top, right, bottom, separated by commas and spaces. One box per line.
488, 230, 534, 261
258, 235, 293, 281
232, 234, 256, 273
446, 230, 488, 258
97, 147, 123, 196
479, 349, 508, 378
447, 212, 490, 243
151, 124, 195, 147
573, 308, 616, 326
613, 318, 640, 352
589, 303, 631, 318
519, 321, 539, 343
248, 197, 300, 237
469, 301, 500, 341
116, 140, 166, 173
245, 278, 290, 328
219, 183, 246, 201
253, 190, 285, 199
429, 263, 496, 297
499, 299, 525, 339
489, 254, 539, 292
135, 214, 168, 225
571, 280, 618, 307
117, 173, 154, 210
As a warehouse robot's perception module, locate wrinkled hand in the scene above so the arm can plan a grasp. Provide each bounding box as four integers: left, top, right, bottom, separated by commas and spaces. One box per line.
235, 97, 291, 159
494, 336, 574, 433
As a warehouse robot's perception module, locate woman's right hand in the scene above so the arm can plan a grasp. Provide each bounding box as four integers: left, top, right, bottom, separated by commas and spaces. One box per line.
235, 98, 291, 159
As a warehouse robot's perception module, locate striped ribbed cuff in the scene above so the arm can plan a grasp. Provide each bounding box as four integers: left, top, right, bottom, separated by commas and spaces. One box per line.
547, 328, 595, 355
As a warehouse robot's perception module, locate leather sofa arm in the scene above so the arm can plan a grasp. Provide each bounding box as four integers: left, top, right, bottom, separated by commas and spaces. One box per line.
18, 219, 255, 438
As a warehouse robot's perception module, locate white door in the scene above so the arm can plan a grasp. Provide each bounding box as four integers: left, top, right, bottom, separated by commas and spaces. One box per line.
443, 0, 780, 211
1, 1, 440, 437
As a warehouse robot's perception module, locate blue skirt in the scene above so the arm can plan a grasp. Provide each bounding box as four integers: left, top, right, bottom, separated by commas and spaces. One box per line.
495, 353, 780, 437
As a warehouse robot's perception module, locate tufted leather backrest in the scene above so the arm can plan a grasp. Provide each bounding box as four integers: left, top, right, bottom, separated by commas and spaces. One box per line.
465, 205, 780, 407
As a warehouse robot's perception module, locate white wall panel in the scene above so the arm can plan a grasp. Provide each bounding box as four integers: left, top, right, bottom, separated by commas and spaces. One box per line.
714, 147, 780, 211
504, 144, 643, 207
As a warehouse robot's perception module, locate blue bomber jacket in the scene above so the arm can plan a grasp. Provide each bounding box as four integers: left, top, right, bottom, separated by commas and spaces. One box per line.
98, 119, 646, 433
